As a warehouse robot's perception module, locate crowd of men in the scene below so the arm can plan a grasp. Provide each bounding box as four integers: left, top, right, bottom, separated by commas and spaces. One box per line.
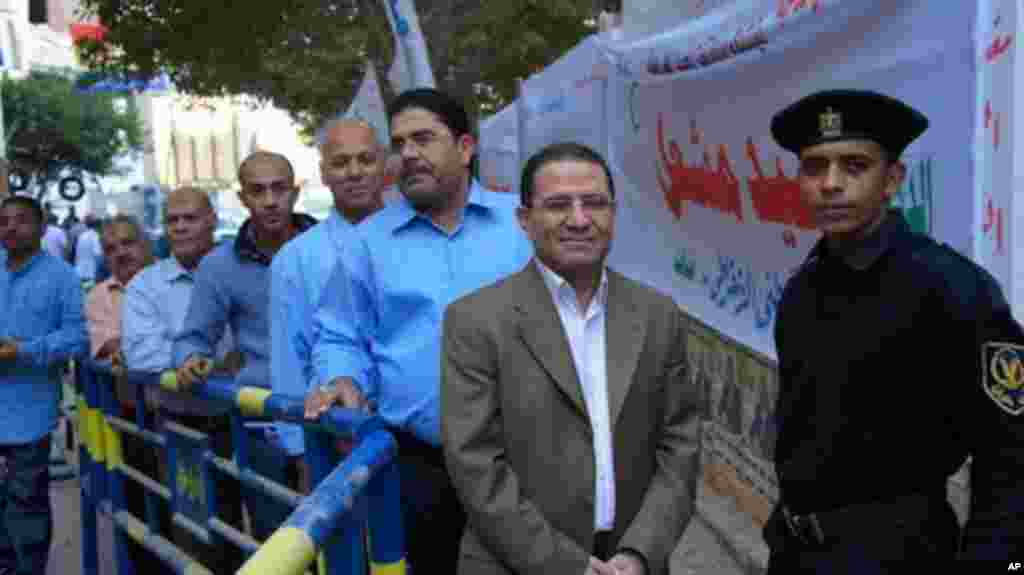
0, 85, 1021, 575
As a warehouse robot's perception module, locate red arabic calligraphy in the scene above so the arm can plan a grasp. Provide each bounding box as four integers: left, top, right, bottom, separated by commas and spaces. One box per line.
777, 0, 820, 19
744, 137, 815, 233
983, 195, 1005, 255
656, 113, 743, 222
985, 100, 1001, 150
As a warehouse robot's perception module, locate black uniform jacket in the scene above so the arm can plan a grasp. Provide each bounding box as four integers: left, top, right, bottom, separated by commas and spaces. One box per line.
774, 210, 1024, 559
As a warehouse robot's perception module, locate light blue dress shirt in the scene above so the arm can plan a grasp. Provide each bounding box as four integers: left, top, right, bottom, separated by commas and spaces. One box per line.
270, 210, 354, 455
122, 256, 232, 415
313, 182, 533, 446
0, 251, 87, 444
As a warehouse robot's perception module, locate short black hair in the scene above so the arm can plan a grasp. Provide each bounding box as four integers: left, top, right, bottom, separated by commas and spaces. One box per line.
388, 88, 471, 138
238, 150, 296, 184
520, 142, 616, 207
1, 195, 45, 230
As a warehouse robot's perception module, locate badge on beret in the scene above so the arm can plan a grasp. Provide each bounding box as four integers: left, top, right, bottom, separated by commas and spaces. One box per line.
819, 107, 842, 139
982, 342, 1024, 415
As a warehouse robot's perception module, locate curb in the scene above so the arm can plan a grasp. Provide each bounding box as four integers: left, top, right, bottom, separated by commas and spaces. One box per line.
696, 481, 769, 575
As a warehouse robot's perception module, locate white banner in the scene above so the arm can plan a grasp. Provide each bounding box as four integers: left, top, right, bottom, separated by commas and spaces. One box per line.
345, 62, 390, 148
477, 104, 518, 194
603, 0, 975, 358
974, 0, 1019, 321
382, 0, 436, 92
520, 36, 610, 164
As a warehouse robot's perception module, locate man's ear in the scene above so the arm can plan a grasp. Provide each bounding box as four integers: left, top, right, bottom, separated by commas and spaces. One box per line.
458, 134, 476, 167
882, 161, 907, 202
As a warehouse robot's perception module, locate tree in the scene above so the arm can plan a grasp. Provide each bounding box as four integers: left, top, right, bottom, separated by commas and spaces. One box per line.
2, 70, 144, 199
75, 0, 606, 138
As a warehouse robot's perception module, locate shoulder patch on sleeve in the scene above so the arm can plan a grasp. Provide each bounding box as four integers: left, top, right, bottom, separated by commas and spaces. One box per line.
982, 341, 1024, 416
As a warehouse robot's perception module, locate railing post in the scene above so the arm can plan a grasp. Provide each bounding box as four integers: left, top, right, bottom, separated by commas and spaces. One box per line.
77, 362, 100, 575
99, 368, 136, 575
306, 428, 367, 575
365, 460, 405, 575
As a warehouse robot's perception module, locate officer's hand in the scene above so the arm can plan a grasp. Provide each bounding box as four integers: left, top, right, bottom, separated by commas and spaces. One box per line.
609, 553, 646, 575
585, 557, 617, 575
304, 377, 369, 419
176, 355, 212, 391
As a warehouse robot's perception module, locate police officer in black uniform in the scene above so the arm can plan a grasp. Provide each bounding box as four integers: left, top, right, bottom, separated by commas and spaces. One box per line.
764, 89, 1024, 572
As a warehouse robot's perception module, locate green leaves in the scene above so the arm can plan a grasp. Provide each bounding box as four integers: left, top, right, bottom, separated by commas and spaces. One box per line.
76, 0, 600, 137
2, 70, 144, 182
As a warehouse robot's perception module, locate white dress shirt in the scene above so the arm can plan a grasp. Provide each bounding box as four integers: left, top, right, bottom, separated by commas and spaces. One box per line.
43, 225, 68, 260
536, 260, 615, 531
74, 228, 102, 281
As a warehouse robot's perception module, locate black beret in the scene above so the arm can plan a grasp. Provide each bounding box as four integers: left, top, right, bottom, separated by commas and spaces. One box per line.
770, 89, 928, 158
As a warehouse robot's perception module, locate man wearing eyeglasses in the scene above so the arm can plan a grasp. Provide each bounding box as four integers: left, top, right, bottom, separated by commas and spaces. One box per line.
306, 88, 533, 573
173, 151, 317, 542
440, 142, 700, 575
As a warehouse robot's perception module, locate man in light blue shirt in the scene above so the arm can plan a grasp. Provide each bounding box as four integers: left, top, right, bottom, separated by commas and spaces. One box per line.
0, 195, 86, 575
123, 186, 244, 573
306, 88, 532, 574
269, 118, 389, 458
173, 152, 317, 541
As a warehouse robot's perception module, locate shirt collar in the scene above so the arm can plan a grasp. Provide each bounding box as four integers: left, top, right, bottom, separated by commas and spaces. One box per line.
390, 179, 502, 233
234, 213, 318, 265
164, 256, 194, 282
103, 277, 125, 292
808, 209, 909, 271
4, 251, 46, 277
535, 258, 609, 311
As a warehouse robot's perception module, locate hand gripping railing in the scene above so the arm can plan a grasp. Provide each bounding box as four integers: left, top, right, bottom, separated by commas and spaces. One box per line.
76, 361, 405, 575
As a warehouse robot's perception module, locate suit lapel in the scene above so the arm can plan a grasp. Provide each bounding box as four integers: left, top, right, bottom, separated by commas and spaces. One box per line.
514, 262, 588, 417
604, 270, 647, 432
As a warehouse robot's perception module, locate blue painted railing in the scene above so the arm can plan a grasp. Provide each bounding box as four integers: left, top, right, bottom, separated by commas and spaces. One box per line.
75, 362, 405, 575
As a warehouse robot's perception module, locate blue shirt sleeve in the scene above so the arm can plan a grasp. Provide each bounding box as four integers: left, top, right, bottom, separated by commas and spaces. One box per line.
270, 253, 309, 396
269, 254, 307, 456
18, 264, 86, 368
312, 236, 377, 398
173, 254, 228, 366
122, 271, 173, 373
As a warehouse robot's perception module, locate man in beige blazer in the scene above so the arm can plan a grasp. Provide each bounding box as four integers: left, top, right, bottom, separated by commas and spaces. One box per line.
442, 142, 701, 575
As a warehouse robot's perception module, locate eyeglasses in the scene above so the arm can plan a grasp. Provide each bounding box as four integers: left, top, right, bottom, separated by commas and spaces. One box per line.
532, 194, 616, 217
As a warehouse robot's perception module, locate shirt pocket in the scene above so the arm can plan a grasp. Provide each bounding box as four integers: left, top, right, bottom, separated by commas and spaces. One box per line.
17, 293, 56, 338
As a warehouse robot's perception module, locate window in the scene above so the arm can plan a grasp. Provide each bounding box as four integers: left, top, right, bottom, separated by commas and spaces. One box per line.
28, 0, 48, 25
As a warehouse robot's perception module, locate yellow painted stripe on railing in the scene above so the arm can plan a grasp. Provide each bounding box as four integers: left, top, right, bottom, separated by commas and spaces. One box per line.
370, 559, 407, 575
74, 398, 89, 457
183, 562, 215, 575
79, 404, 105, 463
160, 370, 182, 392
122, 516, 149, 544
102, 418, 123, 469
237, 387, 271, 417
238, 527, 316, 575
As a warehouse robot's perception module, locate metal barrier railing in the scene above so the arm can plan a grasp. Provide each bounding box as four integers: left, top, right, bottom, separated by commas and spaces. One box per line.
75, 361, 406, 575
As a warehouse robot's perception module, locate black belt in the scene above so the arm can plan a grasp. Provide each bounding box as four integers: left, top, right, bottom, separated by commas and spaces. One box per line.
767, 491, 945, 549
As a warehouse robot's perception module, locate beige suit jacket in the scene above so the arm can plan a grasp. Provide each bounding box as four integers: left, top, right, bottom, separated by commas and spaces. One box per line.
441, 261, 700, 575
